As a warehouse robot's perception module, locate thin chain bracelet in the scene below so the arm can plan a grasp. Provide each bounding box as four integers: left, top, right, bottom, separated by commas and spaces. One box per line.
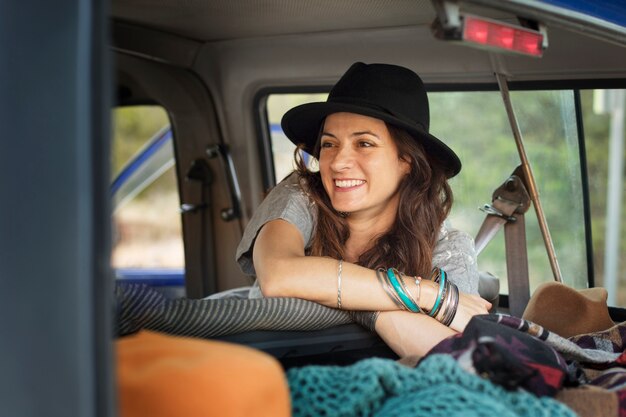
337, 259, 343, 309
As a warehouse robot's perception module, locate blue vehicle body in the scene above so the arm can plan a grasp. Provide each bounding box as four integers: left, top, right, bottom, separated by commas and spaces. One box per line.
110, 124, 283, 295
541, 0, 626, 27
111, 126, 184, 293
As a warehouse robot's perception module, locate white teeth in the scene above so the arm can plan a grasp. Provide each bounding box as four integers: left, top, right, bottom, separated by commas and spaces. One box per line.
335, 179, 365, 188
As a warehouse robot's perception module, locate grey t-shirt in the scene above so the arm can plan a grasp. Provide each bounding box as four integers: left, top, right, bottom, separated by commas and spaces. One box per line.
236, 172, 479, 300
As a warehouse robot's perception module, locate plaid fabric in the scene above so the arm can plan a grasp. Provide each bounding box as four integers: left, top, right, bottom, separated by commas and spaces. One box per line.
477, 314, 622, 366
427, 314, 626, 416
569, 324, 626, 353
425, 315, 571, 397
568, 321, 626, 416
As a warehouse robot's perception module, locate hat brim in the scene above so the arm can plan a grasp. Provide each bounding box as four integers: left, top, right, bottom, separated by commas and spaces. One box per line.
281, 101, 461, 178
522, 282, 615, 338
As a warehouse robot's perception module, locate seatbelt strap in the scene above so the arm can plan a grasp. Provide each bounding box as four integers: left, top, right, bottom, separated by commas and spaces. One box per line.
504, 209, 530, 317
475, 201, 517, 256
474, 166, 532, 317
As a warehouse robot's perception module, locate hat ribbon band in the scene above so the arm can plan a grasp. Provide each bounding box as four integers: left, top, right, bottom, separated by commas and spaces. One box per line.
328, 96, 427, 132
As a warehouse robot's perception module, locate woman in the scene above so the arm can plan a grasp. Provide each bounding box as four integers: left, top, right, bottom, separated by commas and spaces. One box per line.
235, 62, 491, 357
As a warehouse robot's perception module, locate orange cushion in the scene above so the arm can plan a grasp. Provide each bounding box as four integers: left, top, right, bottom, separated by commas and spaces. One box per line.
117, 331, 291, 417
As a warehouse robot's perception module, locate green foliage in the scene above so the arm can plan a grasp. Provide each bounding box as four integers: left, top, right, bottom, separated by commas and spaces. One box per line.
267, 89, 623, 293
430, 90, 590, 291
111, 106, 170, 176
116, 92, 626, 300
111, 105, 175, 200
580, 90, 626, 296
267, 94, 328, 124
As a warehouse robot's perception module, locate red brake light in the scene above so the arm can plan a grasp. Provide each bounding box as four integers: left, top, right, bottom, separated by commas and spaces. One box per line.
463, 15, 544, 57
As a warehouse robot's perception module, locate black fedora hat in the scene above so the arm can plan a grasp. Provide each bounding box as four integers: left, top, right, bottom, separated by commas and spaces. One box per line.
281, 62, 461, 178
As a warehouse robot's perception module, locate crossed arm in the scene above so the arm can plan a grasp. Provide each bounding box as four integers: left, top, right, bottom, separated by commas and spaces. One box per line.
253, 219, 491, 357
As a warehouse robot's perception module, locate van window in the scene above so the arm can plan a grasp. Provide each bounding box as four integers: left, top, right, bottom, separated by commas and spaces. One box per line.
264, 89, 590, 297
582, 89, 626, 305
266, 94, 327, 181
431, 90, 587, 294
111, 106, 184, 273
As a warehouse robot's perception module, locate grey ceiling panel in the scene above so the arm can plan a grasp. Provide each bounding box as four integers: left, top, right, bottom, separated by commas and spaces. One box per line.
112, 0, 437, 41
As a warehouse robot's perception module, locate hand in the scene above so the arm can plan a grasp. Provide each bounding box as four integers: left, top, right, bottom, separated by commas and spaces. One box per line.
448, 291, 491, 333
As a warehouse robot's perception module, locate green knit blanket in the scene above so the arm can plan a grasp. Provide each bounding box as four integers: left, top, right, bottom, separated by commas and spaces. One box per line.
287, 354, 576, 417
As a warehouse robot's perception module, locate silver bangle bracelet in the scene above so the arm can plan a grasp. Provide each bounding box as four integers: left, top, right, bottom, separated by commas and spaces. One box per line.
442, 283, 459, 326
445, 284, 460, 326
436, 279, 452, 323
376, 268, 405, 310
436, 281, 450, 322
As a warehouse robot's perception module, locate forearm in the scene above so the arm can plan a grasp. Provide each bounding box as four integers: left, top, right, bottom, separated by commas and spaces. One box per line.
374, 310, 456, 358
258, 253, 442, 314
258, 255, 402, 310
253, 221, 477, 322
254, 220, 440, 312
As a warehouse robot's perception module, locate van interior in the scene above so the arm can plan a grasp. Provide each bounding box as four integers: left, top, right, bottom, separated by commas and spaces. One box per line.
4, 0, 626, 415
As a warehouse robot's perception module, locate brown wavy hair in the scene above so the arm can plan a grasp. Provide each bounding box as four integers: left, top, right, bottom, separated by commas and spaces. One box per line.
295, 123, 453, 277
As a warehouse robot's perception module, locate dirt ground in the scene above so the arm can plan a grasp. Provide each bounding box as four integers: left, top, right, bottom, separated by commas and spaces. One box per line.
111, 192, 184, 268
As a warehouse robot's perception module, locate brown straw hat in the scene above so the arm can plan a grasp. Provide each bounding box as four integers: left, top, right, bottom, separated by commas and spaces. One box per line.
522, 282, 615, 338
280, 62, 462, 178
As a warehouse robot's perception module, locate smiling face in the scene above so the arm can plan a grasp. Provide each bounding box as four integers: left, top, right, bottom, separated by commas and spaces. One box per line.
318, 112, 410, 220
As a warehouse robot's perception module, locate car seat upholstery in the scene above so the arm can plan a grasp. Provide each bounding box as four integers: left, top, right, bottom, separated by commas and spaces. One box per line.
478, 271, 500, 313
